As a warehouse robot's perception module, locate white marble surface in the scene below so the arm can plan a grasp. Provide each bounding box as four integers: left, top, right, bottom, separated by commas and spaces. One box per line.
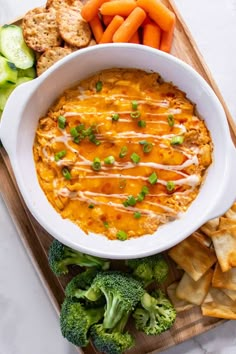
0, 1, 236, 354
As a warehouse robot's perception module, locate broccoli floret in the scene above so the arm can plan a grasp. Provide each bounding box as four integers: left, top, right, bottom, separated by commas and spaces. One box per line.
126, 254, 169, 287
48, 239, 110, 276
60, 298, 104, 347
133, 289, 176, 335
88, 271, 145, 329
91, 315, 134, 354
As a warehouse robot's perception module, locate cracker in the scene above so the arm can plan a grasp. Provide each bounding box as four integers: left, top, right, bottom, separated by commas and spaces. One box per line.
200, 217, 220, 237
212, 262, 236, 290
167, 282, 195, 313
168, 232, 217, 281
176, 269, 213, 305
211, 226, 236, 272
201, 287, 236, 319
22, 8, 62, 52
57, 2, 91, 48
36, 47, 72, 76
46, 0, 83, 10
225, 202, 236, 220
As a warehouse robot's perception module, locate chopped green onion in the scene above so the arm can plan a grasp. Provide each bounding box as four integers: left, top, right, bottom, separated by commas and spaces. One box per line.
141, 186, 149, 196
143, 142, 153, 153
58, 115, 66, 129
138, 120, 146, 128
131, 152, 140, 164
166, 181, 175, 192
76, 124, 85, 132
54, 150, 66, 162
70, 127, 79, 138
73, 136, 80, 144
119, 146, 128, 158
137, 186, 149, 202
92, 157, 101, 171
112, 113, 120, 121
130, 110, 141, 119
148, 172, 158, 185
134, 211, 141, 219
131, 100, 138, 110
167, 114, 175, 127
170, 135, 184, 145
137, 193, 144, 202
104, 155, 115, 164
139, 140, 148, 145
88, 204, 94, 209
96, 80, 103, 92
119, 179, 127, 189
116, 230, 127, 241
123, 201, 129, 207
62, 167, 71, 180
127, 195, 137, 206
104, 221, 109, 229
89, 134, 101, 145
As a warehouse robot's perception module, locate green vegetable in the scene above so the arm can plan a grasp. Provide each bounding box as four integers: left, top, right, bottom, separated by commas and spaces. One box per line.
134, 211, 141, 219
60, 298, 104, 347
62, 167, 71, 180
54, 150, 66, 162
96, 80, 103, 92
143, 142, 153, 153
112, 113, 120, 121
138, 120, 146, 128
137, 185, 149, 202
148, 172, 158, 185
170, 135, 184, 145
58, 115, 66, 129
119, 146, 128, 158
0, 25, 35, 69
130, 152, 140, 164
130, 110, 141, 119
123, 195, 136, 207
70, 127, 79, 138
0, 76, 32, 111
104, 156, 115, 165
126, 253, 169, 287
92, 157, 102, 171
48, 239, 110, 276
65, 268, 99, 300
88, 204, 95, 209
167, 114, 175, 127
0, 56, 17, 86
131, 100, 138, 110
116, 230, 127, 241
166, 181, 175, 192
17, 66, 36, 78
133, 290, 176, 335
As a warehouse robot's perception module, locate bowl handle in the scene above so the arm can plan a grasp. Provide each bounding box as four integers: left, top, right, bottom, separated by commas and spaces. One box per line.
206, 143, 236, 220
0, 79, 37, 158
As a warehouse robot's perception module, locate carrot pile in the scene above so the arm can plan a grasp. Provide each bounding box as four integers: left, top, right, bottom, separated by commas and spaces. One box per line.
81, 0, 176, 53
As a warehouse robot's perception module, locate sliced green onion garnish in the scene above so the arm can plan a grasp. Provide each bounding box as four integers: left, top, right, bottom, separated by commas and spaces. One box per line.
119, 179, 127, 189
76, 124, 85, 132
73, 136, 80, 144
138, 120, 146, 128
166, 181, 175, 192
134, 211, 141, 219
139, 140, 148, 145
148, 172, 158, 185
137, 185, 149, 202
116, 230, 127, 241
131, 100, 138, 110
96, 80, 103, 92
167, 114, 175, 127
70, 127, 79, 138
104, 221, 109, 229
58, 115, 66, 129
112, 113, 120, 121
143, 142, 153, 153
104, 155, 115, 164
89, 134, 101, 145
119, 146, 128, 158
131, 152, 140, 164
137, 193, 144, 202
170, 135, 184, 145
127, 195, 137, 206
141, 185, 149, 196
88, 204, 95, 209
92, 157, 101, 171
62, 167, 71, 180
54, 150, 66, 162
130, 110, 141, 119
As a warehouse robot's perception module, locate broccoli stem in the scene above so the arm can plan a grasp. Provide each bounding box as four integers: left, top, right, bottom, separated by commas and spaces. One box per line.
103, 295, 125, 329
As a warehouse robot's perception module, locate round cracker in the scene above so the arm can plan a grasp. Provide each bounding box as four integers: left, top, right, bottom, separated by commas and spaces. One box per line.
57, 4, 91, 48
46, 0, 83, 10
36, 47, 72, 76
22, 8, 62, 52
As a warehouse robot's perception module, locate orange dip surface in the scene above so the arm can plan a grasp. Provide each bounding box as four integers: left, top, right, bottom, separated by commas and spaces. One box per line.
33, 69, 212, 240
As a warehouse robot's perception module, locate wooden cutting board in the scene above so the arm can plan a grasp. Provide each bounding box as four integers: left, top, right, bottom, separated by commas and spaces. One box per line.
0, 1, 235, 353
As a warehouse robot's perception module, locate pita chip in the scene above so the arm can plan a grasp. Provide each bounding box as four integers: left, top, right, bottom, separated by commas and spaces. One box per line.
211, 226, 236, 272
200, 217, 220, 237
201, 287, 236, 319
167, 282, 195, 313
212, 262, 236, 290
225, 202, 236, 220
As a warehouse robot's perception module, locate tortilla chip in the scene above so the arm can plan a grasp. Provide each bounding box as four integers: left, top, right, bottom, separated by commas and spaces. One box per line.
168, 233, 216, 281
201, 287, 236, 319
225, 202, 236, 220
175, 269, 213, 305
167, 282, 195, 313
200, 217, 220, 237
222, 288, 236, 301
211, 226, 236, 272
212, 262, 236, 290
219, 217, 236, 229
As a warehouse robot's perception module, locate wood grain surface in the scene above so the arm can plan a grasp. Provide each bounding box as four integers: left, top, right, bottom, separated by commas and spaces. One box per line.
0, 1, 235, 353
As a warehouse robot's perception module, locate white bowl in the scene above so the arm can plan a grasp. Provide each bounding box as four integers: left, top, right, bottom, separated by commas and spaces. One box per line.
1, 44, 236, 259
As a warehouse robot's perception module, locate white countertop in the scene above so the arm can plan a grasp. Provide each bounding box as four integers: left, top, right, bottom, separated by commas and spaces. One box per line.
0, 1, 236, 354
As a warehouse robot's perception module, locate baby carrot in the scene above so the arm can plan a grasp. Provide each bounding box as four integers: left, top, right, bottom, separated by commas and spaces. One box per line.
137, 0, 175, 31
143, 22, 161, 49
129, 31, 140, 44
102, 15, 114, 26
113, 7, 146, 43
89, 15, 104, 43
100, 0, 137, 17
160, 17, 176, 53
81, 0, 109, 22
100, 15, 124, 44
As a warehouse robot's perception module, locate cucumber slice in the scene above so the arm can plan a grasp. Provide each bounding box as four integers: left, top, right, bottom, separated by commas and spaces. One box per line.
0, 25, 35, 69
18, 66, 36, 78
0, 55, 17, 86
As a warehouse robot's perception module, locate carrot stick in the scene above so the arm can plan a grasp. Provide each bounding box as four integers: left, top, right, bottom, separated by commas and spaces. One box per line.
100, 0, 137, 17
137, 0, 175, 31
100, 15, 124, 44
113, 7, 146, 43
143, 22, 161, 49
129, 31, 140, 44
81, 0, 109, 22
160, 18, 175, 53
102, 15, 114, 26
89, 15, 104, 43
